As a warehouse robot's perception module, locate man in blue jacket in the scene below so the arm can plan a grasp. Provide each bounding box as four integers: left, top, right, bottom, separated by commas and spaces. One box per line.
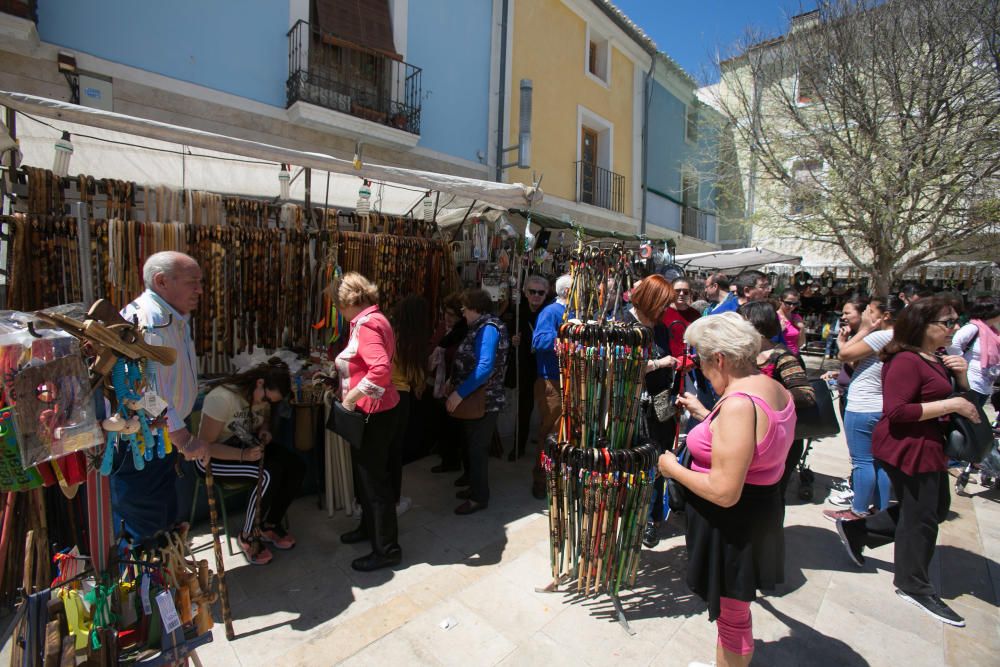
529, 274, 571, 499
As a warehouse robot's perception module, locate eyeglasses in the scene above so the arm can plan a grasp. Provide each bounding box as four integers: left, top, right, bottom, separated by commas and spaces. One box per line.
931, 318, 960, 328
782, 300, 800, 308
676, 289, 691, 295
527, 289, 546, 296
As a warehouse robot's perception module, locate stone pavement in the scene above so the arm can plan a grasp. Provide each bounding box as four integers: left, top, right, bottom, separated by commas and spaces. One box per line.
191, 403, 1000, 666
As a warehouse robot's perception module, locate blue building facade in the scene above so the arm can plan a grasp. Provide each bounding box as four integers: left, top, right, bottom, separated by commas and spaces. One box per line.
29, 0, 495, 172
406, 0, 494, 165
36, 0, 288, 108
644, 72, 719, 244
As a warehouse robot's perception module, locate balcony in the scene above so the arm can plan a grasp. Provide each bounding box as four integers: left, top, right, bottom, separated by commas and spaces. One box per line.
575, 161, 626, 214
0, 0, 35, 21
682, 206, 709, 241
286, 19, 421, 137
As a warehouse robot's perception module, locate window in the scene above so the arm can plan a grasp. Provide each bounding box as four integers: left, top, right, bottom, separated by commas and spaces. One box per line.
797, 70, 816, 105
682, 172, 704, 238
685, 105, 698, 143
789, 159, 823, 216
585, 26, 610, 84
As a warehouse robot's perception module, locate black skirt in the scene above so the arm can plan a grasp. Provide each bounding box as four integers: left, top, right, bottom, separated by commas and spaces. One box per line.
685, 481, 785, 621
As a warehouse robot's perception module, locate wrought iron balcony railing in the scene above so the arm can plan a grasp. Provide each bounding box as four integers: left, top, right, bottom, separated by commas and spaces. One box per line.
286, 19, 421, 135
682, 206, 708, 240
575, 161, 626, 214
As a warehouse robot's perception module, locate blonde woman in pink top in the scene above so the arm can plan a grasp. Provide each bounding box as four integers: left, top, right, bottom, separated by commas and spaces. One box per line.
658, 312, 796, 667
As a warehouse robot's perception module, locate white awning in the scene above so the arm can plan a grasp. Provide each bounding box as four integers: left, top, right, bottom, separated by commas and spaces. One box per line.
0, 91, 541, 212
674, 247, 802, 271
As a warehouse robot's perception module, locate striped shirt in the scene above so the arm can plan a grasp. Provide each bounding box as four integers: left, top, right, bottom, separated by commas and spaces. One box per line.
121, 290, 198, 431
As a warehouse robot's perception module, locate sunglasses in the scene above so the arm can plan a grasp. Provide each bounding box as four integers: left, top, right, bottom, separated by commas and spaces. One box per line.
931, 318, 960, 328
527, 289, 546, 296
782, 300, 800, 308
676, 289, 691, 295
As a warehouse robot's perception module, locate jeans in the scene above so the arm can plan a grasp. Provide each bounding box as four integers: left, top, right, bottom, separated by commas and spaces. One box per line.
825, 336, 839, 358
844, 410, 891, 513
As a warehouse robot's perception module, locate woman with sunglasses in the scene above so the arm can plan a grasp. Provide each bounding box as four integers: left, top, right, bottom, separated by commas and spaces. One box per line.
835, 296, 979, 627
776, 289, 806, 356
196, 360, 304, 565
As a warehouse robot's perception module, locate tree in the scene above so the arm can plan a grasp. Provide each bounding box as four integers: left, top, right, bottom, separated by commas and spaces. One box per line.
711, 0, 1000, 296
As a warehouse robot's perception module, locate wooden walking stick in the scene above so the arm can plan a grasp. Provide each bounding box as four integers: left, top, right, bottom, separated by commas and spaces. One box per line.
202, 459, 235, 640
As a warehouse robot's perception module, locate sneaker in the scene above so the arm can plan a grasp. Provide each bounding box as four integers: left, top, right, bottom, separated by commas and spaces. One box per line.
238, 535, 273, 565
822, 508, 868, 523
827, 488, 854, 507
396, 496, 412, 516
835, 518, 865, 567
260, 525, 295, 550
831, 478, 852, 492
895, 589, 966, 627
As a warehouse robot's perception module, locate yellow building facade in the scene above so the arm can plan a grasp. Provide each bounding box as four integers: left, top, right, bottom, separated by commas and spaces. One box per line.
505, 0, 648, 229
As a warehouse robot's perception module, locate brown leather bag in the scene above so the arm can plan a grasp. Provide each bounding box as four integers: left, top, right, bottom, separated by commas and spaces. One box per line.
451, 386, 487, 420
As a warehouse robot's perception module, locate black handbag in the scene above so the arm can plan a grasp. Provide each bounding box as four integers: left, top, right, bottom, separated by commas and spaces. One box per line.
794, 378, 841, 440
666, 443, 690, 512
943, 391, 994, 463
325, 400, 367, 451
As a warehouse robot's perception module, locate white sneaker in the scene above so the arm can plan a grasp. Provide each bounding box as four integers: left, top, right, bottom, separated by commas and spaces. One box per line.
827, 488, 854, 507
396, 496, 412, 516
831, 477, 852, 492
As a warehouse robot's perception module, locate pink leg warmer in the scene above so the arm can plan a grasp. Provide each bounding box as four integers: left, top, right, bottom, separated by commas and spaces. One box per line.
717, 597, 754, 656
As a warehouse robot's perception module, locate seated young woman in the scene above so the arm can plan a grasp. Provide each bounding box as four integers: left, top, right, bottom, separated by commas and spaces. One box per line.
196, 360, 306, 565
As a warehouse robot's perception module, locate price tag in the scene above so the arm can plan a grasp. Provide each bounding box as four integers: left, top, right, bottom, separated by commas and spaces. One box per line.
140, 574, 152, 615
155, 590, 182, 634
142, 391, 169, 418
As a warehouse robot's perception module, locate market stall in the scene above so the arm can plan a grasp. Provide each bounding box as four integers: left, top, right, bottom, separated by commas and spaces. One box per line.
0, 92, 543, 664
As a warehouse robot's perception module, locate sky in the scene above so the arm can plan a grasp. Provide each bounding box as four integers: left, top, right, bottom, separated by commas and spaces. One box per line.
610, 1, 818, 83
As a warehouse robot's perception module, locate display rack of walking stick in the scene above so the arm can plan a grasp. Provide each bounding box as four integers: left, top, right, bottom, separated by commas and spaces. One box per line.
538, 244, 656, 634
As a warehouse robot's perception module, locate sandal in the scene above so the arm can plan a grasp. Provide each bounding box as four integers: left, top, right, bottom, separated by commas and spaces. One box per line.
238, 534, 273, 565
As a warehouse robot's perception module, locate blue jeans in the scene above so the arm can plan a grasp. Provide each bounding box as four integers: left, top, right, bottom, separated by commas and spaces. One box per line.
844, 410, 891, 513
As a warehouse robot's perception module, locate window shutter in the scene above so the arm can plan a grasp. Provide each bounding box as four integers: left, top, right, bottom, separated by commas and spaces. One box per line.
313, 0, 398, 57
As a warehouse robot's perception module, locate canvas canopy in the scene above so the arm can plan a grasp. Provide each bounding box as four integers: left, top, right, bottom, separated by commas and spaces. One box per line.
674, 247, 802, 271
0, 91, 541, 215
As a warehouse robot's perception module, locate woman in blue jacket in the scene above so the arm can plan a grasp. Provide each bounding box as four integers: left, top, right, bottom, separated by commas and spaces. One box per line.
445, 289, 510, 515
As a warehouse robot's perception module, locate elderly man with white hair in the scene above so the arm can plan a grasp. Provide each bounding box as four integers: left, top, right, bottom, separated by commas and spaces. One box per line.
112, 251, 210, 543
508, 274, 551, 461
528, 274, 571, 498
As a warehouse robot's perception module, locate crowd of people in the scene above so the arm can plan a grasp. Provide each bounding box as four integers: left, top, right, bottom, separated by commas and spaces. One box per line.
111, 251, 999, 667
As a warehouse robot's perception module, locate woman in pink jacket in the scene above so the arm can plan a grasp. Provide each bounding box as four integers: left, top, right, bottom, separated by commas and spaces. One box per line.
335, 273, 403, 572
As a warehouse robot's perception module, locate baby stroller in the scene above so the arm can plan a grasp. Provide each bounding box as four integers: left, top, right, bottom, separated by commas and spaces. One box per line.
794, 378, 842, 501
954, 384, 1000, 493
955, 440, 1000, 493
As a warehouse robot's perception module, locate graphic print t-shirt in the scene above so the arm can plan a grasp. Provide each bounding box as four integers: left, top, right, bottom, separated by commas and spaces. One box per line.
200, 386, 266, 445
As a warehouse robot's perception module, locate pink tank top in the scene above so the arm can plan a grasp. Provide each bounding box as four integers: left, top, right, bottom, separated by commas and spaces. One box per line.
686, 391, 796, 486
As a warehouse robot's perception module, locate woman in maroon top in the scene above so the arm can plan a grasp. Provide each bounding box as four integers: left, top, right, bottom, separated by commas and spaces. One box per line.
835, 296, 980, 627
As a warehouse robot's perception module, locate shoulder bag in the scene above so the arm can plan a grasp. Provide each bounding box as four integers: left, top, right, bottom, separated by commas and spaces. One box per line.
451, 386, 487, 420
918, 353, 993, 463
325, 400, 367, 451
943, 390, 994, 463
